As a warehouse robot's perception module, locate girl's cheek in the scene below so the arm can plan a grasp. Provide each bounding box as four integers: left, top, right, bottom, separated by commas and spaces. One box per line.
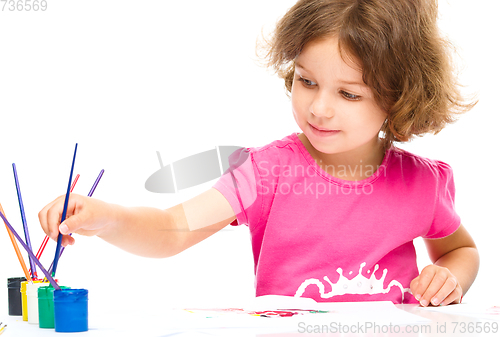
291, 89, 308, 111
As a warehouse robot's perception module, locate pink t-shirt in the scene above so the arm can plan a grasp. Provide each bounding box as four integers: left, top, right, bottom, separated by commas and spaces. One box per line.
212, 133, 461, 304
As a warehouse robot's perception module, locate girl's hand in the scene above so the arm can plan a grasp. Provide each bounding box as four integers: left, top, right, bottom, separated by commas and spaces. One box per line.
410, 264, 462, 306
38, 194, 114, 247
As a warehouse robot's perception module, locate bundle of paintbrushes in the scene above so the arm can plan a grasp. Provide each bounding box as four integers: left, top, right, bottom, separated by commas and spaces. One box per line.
1, 144, 104, 332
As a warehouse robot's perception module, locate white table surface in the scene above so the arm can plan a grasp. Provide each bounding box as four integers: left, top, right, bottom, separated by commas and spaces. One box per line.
2, 301, 499, 337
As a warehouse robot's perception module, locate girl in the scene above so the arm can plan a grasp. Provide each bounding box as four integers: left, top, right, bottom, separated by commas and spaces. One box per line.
39, 0, 479, 306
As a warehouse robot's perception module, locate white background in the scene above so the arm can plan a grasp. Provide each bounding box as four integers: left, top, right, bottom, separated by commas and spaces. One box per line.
0, 0, 498, 318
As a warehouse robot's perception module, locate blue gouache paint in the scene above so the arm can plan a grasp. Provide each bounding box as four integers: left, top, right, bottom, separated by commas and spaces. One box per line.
53, 289, 88, 332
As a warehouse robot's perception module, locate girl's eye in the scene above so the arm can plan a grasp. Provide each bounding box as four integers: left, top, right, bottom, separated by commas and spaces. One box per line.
340, 90, 360, 101
298, 77, 317, 87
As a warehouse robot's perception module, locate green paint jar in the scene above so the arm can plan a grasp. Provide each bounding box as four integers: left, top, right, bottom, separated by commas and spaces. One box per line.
38, 285, 70, 329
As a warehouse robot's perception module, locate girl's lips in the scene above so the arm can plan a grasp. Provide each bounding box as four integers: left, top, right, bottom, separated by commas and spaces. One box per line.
310, 123, 336, 131
309, 123, 340, 137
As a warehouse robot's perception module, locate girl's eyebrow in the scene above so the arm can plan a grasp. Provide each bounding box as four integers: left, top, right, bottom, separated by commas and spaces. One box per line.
296, 62, 366, 87
339, 79, 367, 87
295, 62, 308, 71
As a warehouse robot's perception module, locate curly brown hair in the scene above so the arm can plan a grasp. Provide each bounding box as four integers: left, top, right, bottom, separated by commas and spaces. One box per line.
260, 0, 477, 149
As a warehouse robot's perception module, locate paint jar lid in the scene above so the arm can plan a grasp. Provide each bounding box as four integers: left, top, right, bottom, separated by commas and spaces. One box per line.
38, 285, 70, 299
38, 286, 51, 297
38, 282, 61, 289
54, 289, 88, 301
7, 277, 27, 288
26, 282, 49, 296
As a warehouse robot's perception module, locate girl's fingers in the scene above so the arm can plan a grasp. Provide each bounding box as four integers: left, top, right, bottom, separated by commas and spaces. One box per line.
62, 197, 78, 220
428, 276, 458, 306
421, 268, 459, 307
413, 269, 435, 303
409, 277, 420, 300
59, 212, 86, 236
38, 198, 58, 233
38, 194, 81, 241
61, 234, 75, 247
39, 196, 65, 240
410, 276, 419, 291
412, 265, 461, 306
440, 286, 462, 306
46, 206, 64, 240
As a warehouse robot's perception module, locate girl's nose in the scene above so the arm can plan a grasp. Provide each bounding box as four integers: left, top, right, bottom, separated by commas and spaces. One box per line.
310, 90, 335, 118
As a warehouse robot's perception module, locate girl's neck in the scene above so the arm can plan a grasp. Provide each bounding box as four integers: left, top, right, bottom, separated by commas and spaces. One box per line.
298, 133, 387, 181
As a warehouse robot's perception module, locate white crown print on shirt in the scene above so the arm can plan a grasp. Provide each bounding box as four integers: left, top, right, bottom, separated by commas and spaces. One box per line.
294, 262, 411, 303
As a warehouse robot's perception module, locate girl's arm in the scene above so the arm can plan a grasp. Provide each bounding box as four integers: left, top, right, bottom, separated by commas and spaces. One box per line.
410, 224, 479, 306
38, 188, 237, 258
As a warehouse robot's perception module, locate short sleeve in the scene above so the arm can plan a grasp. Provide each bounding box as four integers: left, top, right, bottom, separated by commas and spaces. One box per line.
423, 161, 461, 239
212, 147, 261, 226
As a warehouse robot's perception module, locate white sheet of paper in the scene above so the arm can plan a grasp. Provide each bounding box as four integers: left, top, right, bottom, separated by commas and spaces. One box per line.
248, 295, 431, 325
417, 303, 500, 321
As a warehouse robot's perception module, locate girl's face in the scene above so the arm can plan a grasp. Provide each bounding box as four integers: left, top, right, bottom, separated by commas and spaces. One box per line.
291, 37, 387, 160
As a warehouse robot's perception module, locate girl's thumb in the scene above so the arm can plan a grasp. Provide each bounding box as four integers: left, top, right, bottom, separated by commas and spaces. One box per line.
59, 215, 81, 235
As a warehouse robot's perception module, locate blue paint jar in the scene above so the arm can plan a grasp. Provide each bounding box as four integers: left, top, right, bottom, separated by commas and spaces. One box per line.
53, 288, 88, 332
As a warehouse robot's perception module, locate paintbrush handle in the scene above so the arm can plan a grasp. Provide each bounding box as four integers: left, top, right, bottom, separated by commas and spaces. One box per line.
12, 163, 37, 278
52, 143, 78, 277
